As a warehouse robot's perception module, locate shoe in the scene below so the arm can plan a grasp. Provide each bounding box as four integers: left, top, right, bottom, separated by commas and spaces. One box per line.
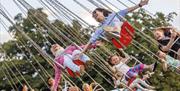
85, 60, 94, 69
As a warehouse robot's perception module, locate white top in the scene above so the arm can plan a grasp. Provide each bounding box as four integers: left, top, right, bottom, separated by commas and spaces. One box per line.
114, 62, 130, 74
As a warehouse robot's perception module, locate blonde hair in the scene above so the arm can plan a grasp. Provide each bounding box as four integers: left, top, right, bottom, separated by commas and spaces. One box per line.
82, 83, 93, 91
50, 44, 61, 55
153, 26, 172, 32
82, 83, 89, 90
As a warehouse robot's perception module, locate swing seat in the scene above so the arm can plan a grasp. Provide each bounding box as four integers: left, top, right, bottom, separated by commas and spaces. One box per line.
112, 21, 135, 49
66, 59, 85, 78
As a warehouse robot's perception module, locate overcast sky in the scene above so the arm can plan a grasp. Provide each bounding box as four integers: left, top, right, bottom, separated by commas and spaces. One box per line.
0, 0, 180, 43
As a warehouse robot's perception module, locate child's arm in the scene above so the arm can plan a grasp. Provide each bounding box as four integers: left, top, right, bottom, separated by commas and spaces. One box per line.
177, 31, 180, 36
79, 43, 97, 50
169, 27, 180, 36
127, 0, 149, 13
162, 62, 168, 72
119, 49, 130, 59
104, 61, 116, 73
53, 65, 62, 91
161, 59, 168, 72
66, 43, 97, 52
161, 31, 177, 51
112, 76, 118, 88
114, 72, 123, 80
80, 41, 104, 50
119, 49, 131, 63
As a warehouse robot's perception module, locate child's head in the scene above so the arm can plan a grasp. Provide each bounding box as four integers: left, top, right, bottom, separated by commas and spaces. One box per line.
153, 27, 172, 40
82, 83, 90, 91
92, 8, 112, 22
108, 55, 123, 66
18, 81, 28, 91
68, 86, 79, 91
156, 50, 166, 59
50, 44, 64, 56
47, 77, 54, 86
153, 27, 165, 40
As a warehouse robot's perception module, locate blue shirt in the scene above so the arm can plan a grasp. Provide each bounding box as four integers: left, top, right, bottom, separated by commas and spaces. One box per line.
166, 55, 180, 71
89, 9, 128, 43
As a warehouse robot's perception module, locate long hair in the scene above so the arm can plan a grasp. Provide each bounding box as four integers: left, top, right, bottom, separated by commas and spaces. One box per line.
153, 27, 172, 33
92, 8, 112, 17
153, 26, 172, 37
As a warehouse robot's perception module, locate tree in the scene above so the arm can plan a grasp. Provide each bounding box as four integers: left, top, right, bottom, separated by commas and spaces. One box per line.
0, 8, 179, 91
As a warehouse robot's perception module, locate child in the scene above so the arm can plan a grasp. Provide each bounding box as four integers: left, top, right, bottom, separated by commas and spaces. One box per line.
153, 27, 180, 60
113, 72, 155, 91
81, 0, 149, 54
105, 60, 155, 91
47, 77, 62, 91
104, 50, 156, 91
107, 50, 157, 81
82, 82, 103, 91
82, 83, 93, 91
51, 43, 100, 91
18, 81, 35, 91
156, 50, 180, 73
18, 82, 28, 91
47, 77, 54, 91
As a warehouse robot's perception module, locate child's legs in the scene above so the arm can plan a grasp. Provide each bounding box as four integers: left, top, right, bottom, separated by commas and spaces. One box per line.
63, 55, 80, 72
126, 70, 138, 79
72, 50, 90, 63
129, 82, 147, 91
126, 64, 145, 79
133, 78, 152, 88
130, 64, 145, 74
80, 54, 90, 63
132, 63, 154, 73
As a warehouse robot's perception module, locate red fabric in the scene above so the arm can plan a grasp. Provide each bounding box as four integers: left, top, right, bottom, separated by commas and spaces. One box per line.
66, 60, 85, 78
127, 77, 137, 91
128, 75, 144, 91
127, 77, 136, 86
112, 21, 135, 48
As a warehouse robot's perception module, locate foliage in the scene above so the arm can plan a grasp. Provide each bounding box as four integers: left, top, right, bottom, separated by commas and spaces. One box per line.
0, 8, 179, 91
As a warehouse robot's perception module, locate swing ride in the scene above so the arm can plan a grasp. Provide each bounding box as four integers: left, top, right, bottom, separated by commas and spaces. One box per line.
0, 0, 180, 91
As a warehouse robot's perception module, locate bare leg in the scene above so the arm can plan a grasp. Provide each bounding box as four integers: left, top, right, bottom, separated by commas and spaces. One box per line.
133, 78, 155, 89
112, 77, 118, 88
129, 82, 148, 91
143, 64, 153, 71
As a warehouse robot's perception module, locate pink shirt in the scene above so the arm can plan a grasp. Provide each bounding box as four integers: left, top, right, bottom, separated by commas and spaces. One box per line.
53, 44, 96, 91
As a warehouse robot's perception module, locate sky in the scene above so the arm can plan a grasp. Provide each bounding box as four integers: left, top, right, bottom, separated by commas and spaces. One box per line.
0, 0, 180, 43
